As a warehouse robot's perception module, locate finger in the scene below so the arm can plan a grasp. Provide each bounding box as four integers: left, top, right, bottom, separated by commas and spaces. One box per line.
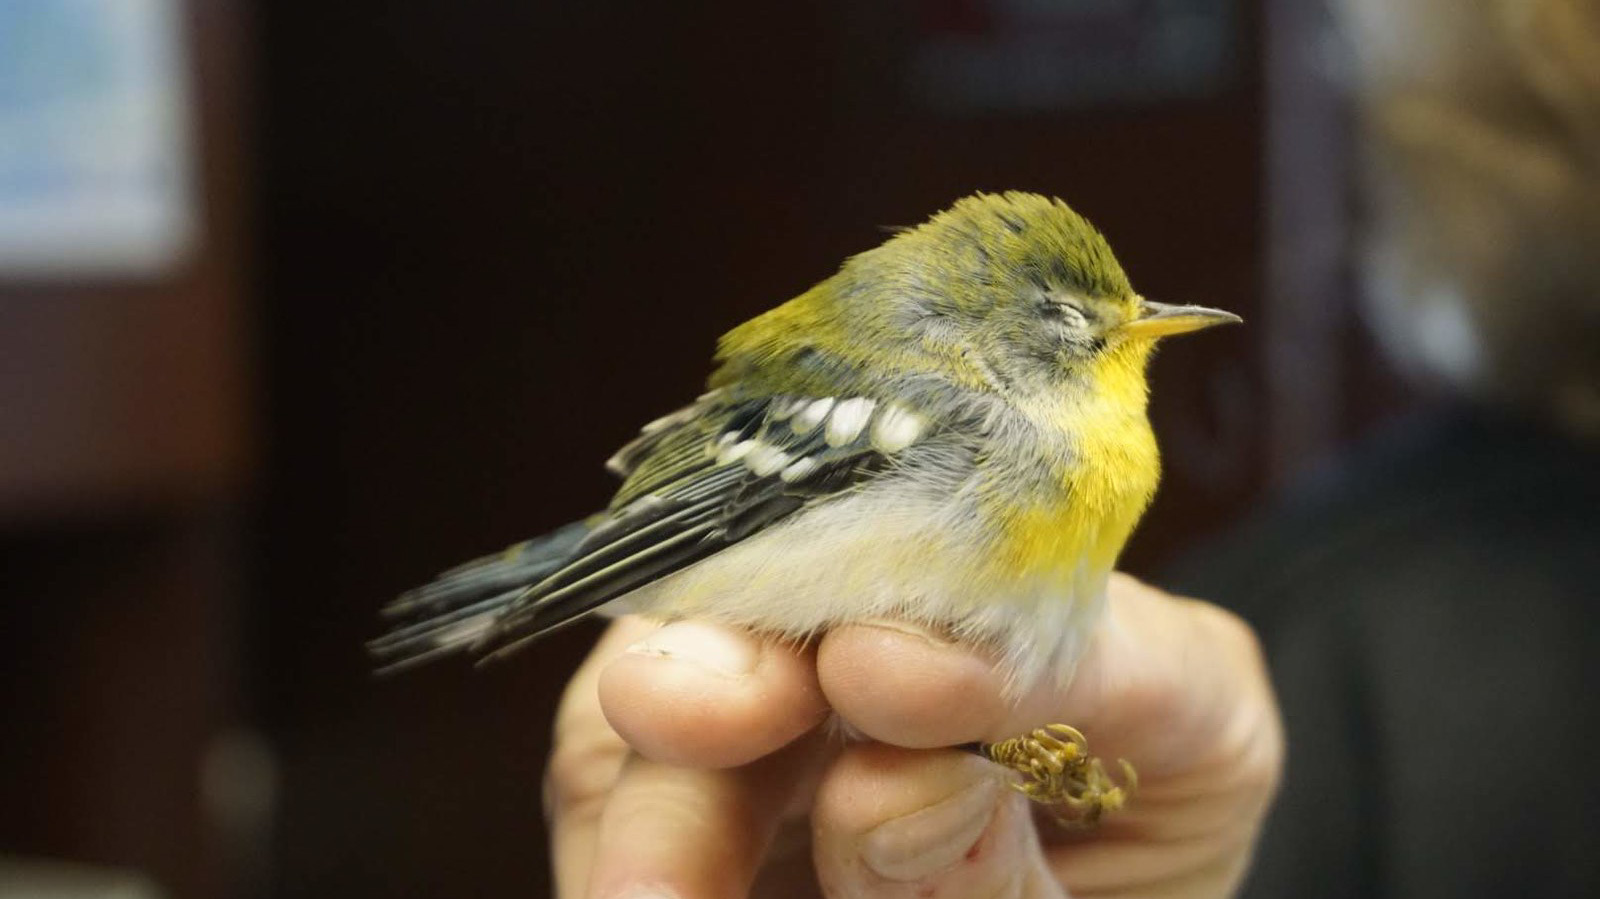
584, 731, 829, 899
548, 618, 664, 899
599, 620, 828, 768
815, 617, 1048, 748
811, 744, 1066, 899
816, 574, 1263, 776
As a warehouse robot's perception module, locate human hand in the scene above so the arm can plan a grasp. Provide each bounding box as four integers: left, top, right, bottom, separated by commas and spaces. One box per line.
547, 573, 1283, 899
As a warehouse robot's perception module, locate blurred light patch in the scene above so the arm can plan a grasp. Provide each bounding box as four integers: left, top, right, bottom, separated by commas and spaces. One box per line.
0, 857, 167, 899
910, 0, 1237, 112
0, 0, 196, 278
200, 728, 279, 890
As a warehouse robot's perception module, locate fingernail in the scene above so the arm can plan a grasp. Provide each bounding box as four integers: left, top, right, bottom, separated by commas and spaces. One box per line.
855, 618, 954, 646
860, 777, 1001, 882
625, 621, 758, 678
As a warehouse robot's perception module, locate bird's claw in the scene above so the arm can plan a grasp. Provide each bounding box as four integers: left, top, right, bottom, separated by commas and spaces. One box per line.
976, 724, 1137, 827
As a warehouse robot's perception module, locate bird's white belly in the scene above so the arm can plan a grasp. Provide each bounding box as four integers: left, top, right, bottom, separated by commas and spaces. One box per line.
607, 481, 1110, 698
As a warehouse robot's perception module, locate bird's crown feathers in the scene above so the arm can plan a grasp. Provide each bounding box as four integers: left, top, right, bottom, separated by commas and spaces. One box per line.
712, 192, 1140, 396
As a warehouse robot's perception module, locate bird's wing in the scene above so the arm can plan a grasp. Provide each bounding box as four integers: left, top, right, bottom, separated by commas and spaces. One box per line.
368, 519, 598, 672
477, 391, 935, 660
372, 391, 934, 670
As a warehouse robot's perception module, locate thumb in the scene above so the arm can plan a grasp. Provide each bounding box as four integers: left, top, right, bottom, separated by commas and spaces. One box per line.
811, 744, 1066, 899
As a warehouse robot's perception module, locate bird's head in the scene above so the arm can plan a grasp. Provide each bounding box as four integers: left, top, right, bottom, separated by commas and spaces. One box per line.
856, 192, 1241, 390
714, 192, 1239, 398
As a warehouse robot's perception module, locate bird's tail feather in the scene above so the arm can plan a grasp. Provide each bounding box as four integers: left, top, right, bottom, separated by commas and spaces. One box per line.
368, 518, 594, 674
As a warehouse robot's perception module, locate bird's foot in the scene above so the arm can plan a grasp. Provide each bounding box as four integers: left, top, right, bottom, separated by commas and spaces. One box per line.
971, 724, 1137, 827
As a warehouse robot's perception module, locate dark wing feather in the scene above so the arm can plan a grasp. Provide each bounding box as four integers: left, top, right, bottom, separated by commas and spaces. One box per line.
371, 391, 909, 671
367, 519, 596, 673
474, 395, 890, 660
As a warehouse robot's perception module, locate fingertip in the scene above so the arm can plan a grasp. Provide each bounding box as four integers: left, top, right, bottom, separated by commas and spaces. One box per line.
812, 744, 1054, 895
813, 742, 998, 835
598, 621, 827, 768
817, 623, 1008, 747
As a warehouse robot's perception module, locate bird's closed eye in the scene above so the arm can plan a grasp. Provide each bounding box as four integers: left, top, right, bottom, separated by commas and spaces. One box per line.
1045, 299, 1090, 329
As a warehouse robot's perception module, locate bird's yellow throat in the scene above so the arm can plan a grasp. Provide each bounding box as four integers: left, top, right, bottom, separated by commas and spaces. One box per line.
996, 337, 1160, 581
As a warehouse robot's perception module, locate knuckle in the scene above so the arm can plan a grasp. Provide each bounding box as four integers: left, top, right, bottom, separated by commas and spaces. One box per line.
1231, 715, 1286, 802
1180, 600, 1285, 803
1187, 599, 1269, 672
543, 731, 629, 823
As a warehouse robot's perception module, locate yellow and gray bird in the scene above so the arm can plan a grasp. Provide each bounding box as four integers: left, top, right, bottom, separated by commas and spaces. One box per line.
371, 191, 1239, 817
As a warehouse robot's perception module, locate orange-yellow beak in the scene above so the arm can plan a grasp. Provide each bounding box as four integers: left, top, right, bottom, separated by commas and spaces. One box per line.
1119, 299, 1242, 340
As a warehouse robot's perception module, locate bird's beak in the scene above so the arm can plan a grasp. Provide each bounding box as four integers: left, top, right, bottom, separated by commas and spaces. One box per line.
1119, 299, 1243, 340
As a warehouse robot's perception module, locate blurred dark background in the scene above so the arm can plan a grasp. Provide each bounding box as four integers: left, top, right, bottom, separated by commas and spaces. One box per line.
0, 1, 1411, 897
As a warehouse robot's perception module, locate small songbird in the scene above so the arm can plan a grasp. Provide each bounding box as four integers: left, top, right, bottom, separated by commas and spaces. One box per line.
372, 191, 1239, 818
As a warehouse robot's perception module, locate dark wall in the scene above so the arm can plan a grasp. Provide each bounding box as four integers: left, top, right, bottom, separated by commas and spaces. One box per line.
256, 4, 1263, 896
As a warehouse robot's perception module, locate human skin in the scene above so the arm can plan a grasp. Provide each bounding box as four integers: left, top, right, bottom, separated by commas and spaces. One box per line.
546, 573, 1283, 899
